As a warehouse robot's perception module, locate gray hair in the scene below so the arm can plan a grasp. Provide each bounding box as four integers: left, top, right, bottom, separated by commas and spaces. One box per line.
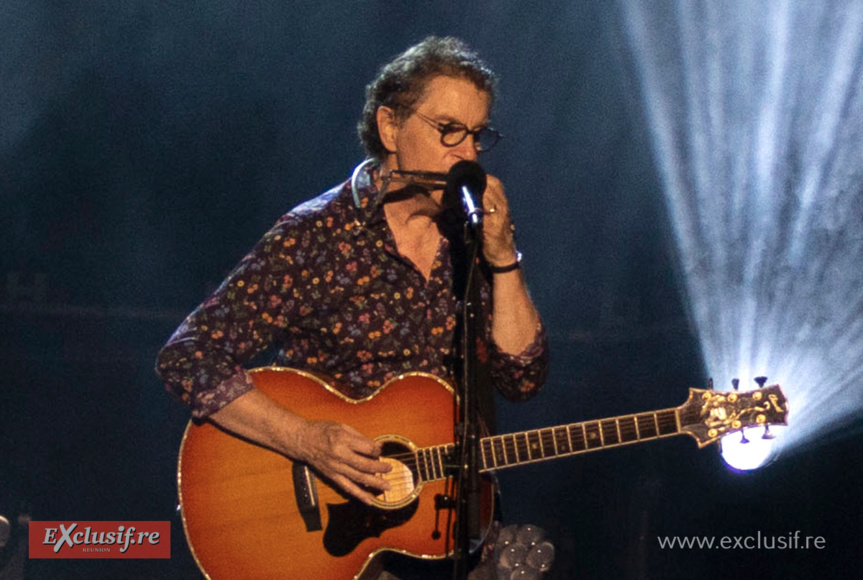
358, 36, 498, 162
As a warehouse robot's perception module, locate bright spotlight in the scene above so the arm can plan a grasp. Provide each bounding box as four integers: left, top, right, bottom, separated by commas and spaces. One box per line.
622, 0, 863, 459
720, 426, 786, 471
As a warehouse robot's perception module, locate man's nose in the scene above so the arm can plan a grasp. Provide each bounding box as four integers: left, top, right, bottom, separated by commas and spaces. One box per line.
454, 136, 479, 161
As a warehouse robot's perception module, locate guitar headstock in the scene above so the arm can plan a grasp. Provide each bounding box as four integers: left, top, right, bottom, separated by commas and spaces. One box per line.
677, 383, 789, 448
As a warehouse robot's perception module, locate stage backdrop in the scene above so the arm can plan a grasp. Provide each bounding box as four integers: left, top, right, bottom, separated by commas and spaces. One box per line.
2, 2, 860, 579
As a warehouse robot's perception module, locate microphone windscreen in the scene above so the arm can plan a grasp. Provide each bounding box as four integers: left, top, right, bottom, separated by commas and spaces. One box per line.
444, 161, 487, 208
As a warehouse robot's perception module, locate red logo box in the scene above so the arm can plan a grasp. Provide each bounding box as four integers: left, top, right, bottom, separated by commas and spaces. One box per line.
29, 521, 170, 559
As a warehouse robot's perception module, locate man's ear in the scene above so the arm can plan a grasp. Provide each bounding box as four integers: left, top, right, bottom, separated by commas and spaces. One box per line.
376, 106, 399, 153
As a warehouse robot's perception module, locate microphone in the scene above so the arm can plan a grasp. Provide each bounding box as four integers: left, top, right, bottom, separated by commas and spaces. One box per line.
444, 160, 487, 227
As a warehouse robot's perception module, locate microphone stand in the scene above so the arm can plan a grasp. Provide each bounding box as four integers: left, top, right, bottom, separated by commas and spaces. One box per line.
452, 184, 484, 580
388, 163, 487, 579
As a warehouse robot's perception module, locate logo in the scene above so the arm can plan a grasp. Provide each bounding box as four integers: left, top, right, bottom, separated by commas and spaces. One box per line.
29, 521, 170, 559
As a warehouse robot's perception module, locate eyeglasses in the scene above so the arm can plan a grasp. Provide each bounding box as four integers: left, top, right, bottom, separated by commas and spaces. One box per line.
412, 110, 502, 153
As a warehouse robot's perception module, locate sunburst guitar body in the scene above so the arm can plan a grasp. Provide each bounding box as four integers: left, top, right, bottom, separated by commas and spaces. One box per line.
178, 368, 494, 580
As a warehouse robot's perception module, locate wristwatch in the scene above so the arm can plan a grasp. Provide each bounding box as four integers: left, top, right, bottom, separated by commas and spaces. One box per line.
488, 251, 522, 274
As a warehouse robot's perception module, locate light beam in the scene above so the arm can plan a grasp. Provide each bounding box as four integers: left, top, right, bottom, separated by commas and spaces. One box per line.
621, 0, 863, 462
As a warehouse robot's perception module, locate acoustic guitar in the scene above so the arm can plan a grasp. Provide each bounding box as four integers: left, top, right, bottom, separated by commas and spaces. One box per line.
177, 367, 788, 579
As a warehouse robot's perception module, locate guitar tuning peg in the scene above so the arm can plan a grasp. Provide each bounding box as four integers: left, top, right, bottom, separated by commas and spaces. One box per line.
731, 378, 740, 391
754, 376, 767, 388
740, 430, 750, 444
762, 426, 775, 440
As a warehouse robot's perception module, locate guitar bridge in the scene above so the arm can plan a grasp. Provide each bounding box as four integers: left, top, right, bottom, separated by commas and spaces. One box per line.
292, 462, 322, 532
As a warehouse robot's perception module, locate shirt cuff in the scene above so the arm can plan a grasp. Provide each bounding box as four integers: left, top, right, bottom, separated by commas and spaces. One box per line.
191, 370, 256, 419
489, 320, 547, 366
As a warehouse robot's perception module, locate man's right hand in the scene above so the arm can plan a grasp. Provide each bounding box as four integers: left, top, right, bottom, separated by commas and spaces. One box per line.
209, 386, 392, 505
295, 420, 392, 504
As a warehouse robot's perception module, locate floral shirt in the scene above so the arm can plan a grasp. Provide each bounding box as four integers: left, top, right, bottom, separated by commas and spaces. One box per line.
156, 165, 548, 419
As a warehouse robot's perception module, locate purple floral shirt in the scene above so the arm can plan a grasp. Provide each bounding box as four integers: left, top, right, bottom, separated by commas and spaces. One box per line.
156, 167, 548, 419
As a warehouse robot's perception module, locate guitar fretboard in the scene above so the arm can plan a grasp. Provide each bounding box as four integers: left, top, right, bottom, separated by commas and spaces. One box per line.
413, 409, 680, 483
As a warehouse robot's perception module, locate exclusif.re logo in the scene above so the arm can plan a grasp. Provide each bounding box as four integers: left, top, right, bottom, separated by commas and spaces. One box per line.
29, 521, 171, 559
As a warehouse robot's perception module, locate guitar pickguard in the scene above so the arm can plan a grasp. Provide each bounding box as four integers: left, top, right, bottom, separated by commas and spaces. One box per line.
323, 499, 420, 557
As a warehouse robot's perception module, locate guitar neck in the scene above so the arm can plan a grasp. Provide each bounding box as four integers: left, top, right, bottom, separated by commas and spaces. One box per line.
480, 407, 682, 471
413, 408, 681, 482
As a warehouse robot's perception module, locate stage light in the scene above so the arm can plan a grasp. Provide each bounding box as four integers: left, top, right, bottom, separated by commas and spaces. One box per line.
720, 425, 787, 472
621, 0, 863, 466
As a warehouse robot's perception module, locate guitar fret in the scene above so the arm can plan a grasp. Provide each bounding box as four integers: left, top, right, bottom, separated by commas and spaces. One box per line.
517, 433, 530, 461
539, 430, 548, 458
555, 426, 571, 455
435, 446, 445, 479
521, 431, 533, 461
657, 410, 678, 436
546, 428, 558, 456
584, 421, 603, 449
615, 418, 622, 442
527, 430, 542, 460
504, 434, 517, 465
481, 439, 491, 470
636, 413, 658, 439
423, 448, 432, 480
425, 450, 434, 481
486, 437, 497, 468
618, 416, 638, 443
645, 413, 658, 438
414, 451, 425, 481
571, 424, 586, 452
416, 449, 424, 481
428, 448, 438, 480
420, 448, 429, 480
419, 449, 429, 481
600, 419, 619, 446
494, 437, 506, 466
479, 439, 490, 470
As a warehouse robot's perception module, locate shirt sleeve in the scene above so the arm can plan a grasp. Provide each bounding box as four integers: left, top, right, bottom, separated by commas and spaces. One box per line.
477, 269, 550, 402
484, 320, 549, 402
155, 216, 301, 419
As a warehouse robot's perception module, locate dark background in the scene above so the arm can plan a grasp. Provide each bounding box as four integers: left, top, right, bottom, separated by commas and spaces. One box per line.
2, 2, 860, 578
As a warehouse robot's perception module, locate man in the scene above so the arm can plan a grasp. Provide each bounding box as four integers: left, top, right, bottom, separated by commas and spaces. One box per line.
157, 36, 548, 578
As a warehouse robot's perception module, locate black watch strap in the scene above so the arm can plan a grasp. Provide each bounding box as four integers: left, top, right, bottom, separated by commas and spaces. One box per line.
488, 251, 522, 274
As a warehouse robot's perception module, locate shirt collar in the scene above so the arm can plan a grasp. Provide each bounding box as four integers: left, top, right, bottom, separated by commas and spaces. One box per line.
349, 159, 388, 228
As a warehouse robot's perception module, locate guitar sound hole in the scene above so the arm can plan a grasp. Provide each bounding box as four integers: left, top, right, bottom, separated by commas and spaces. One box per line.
374, 440, 419, 508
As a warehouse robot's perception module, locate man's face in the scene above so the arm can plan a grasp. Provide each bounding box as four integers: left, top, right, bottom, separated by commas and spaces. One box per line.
388, 75, 491, 176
